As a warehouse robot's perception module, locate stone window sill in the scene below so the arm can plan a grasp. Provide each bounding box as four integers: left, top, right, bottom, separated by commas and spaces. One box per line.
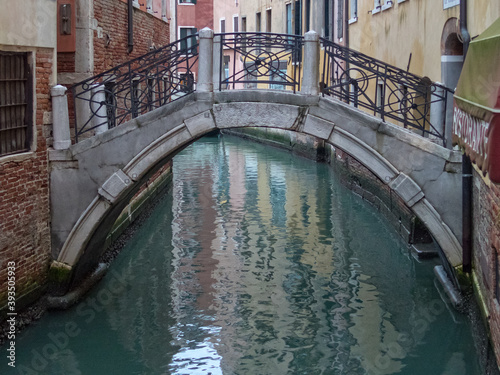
348, 17, 358, 24
382, 1, 393, 11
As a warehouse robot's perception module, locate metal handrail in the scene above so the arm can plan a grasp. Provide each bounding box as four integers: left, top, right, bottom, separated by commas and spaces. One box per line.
216, 32, 304, 93
70, 34, 199, 142
69, 32, 452, 147
320, 37, 453, 146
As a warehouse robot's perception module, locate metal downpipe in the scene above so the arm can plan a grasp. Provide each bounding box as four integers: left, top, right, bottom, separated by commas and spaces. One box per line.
460, 0, 472, 273
128, 0, 134, 53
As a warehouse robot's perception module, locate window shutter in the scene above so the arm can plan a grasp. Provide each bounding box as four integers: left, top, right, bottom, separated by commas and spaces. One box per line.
0, 52, 32, 156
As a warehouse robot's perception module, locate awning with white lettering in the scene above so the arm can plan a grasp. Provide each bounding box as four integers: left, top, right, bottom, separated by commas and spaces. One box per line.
453, 17, 500, 182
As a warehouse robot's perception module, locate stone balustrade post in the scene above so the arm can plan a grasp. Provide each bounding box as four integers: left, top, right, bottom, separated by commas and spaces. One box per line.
197, 27, 214, 93
301, 30, 320, 96
51, 85, 71, 150
213, 34, 222, 91
90, 84, 108, 135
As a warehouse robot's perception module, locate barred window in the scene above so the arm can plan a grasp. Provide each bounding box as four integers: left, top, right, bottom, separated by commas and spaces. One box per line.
0, 52, 32, 157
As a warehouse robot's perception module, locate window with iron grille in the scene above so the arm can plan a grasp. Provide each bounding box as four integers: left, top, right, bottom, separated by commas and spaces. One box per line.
0, 52, 32, 157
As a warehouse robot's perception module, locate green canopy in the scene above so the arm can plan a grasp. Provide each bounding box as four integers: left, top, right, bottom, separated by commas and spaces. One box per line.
454, 17, 500, 122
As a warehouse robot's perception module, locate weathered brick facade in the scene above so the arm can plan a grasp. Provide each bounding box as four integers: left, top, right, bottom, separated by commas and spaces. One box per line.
57, 52, 75, 73
93, 0, 170, 74
0, 49, 53, 310
472, 170, 500, 364
57, 0, 170, 79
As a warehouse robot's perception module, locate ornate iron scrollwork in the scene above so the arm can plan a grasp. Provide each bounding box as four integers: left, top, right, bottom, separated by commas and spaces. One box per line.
71, 35, 199, 142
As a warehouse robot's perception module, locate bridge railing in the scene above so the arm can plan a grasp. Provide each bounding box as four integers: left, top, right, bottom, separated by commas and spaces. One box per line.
62, 29, 452, 147
215, 32, 304, 93
320, 38, 453, 147
70, 34, 199, 142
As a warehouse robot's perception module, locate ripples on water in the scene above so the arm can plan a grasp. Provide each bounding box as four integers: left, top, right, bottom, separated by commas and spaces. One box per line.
4, 135, 481, 375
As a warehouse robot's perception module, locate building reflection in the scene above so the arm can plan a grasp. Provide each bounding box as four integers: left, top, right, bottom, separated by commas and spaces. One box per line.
101, 135, 448, 374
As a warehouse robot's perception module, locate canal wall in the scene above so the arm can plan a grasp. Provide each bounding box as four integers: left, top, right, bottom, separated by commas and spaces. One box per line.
103, 161, 173, 250
223, 128, 433, 251
472, 168, 500, 367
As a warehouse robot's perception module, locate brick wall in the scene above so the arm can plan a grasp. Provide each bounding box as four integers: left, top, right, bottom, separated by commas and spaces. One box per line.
57, 0, 170, 75
57, 52, 75, 73
329, 145, 426, 244
472, 169, 500, 364
0, 49, 53, 310
93, 0, 170, 74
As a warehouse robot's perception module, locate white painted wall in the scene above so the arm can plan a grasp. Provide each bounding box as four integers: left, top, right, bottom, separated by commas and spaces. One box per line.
0, 0, 57, 48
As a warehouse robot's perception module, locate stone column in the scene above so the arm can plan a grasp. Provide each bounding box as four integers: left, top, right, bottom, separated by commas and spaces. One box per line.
301, 30, 320, 96
51, 85, 71, 150
90, 84, 108, 135
213, 34, 223, 91
430, 83, 446, 140
197, 28, 214, 93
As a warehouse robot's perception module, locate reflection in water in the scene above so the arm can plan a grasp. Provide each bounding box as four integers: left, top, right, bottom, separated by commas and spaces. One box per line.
5, 135, 481, 375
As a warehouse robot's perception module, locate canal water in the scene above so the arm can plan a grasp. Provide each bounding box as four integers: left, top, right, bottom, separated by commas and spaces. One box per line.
5, 135, 482, 374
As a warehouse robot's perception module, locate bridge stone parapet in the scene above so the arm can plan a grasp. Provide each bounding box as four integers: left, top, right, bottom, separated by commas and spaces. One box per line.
50, 88, 463, 289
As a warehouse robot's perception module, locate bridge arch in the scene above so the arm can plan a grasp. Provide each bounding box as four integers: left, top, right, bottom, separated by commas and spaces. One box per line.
50, 90, 463, 287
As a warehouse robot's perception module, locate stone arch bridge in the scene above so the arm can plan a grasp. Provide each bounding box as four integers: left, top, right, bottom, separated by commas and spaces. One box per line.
49, 29, 462, 288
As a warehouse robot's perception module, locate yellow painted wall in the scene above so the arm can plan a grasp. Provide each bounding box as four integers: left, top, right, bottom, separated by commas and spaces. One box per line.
348, 1, 500, 83
349, 1, 459, 82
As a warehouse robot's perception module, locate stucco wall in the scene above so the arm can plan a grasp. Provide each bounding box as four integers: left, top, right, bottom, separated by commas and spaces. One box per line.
0, 0, 57, 49
348, 1, 460, 82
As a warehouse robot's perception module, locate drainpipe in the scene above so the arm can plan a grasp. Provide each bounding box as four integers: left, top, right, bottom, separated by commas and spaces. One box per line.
344, 0, 349, 56
460, 0, 472, 273
128, 0, 134, 53
344, 0, 350, 103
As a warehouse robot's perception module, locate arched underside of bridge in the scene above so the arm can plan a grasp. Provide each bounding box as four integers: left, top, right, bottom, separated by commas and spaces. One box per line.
50, 90, 463, 288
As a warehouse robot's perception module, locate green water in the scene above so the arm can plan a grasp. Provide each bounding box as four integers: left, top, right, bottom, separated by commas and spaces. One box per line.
4, 135, 482, 374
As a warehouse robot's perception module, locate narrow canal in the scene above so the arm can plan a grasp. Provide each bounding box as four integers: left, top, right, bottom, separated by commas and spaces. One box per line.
6, 135, 482, 374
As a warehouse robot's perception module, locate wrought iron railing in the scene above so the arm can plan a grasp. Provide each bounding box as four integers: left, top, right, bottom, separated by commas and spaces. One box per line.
320, 38, 452, 146
69, 32, 452, 147
217, 32, 304, 93
71, 34, 199, 142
